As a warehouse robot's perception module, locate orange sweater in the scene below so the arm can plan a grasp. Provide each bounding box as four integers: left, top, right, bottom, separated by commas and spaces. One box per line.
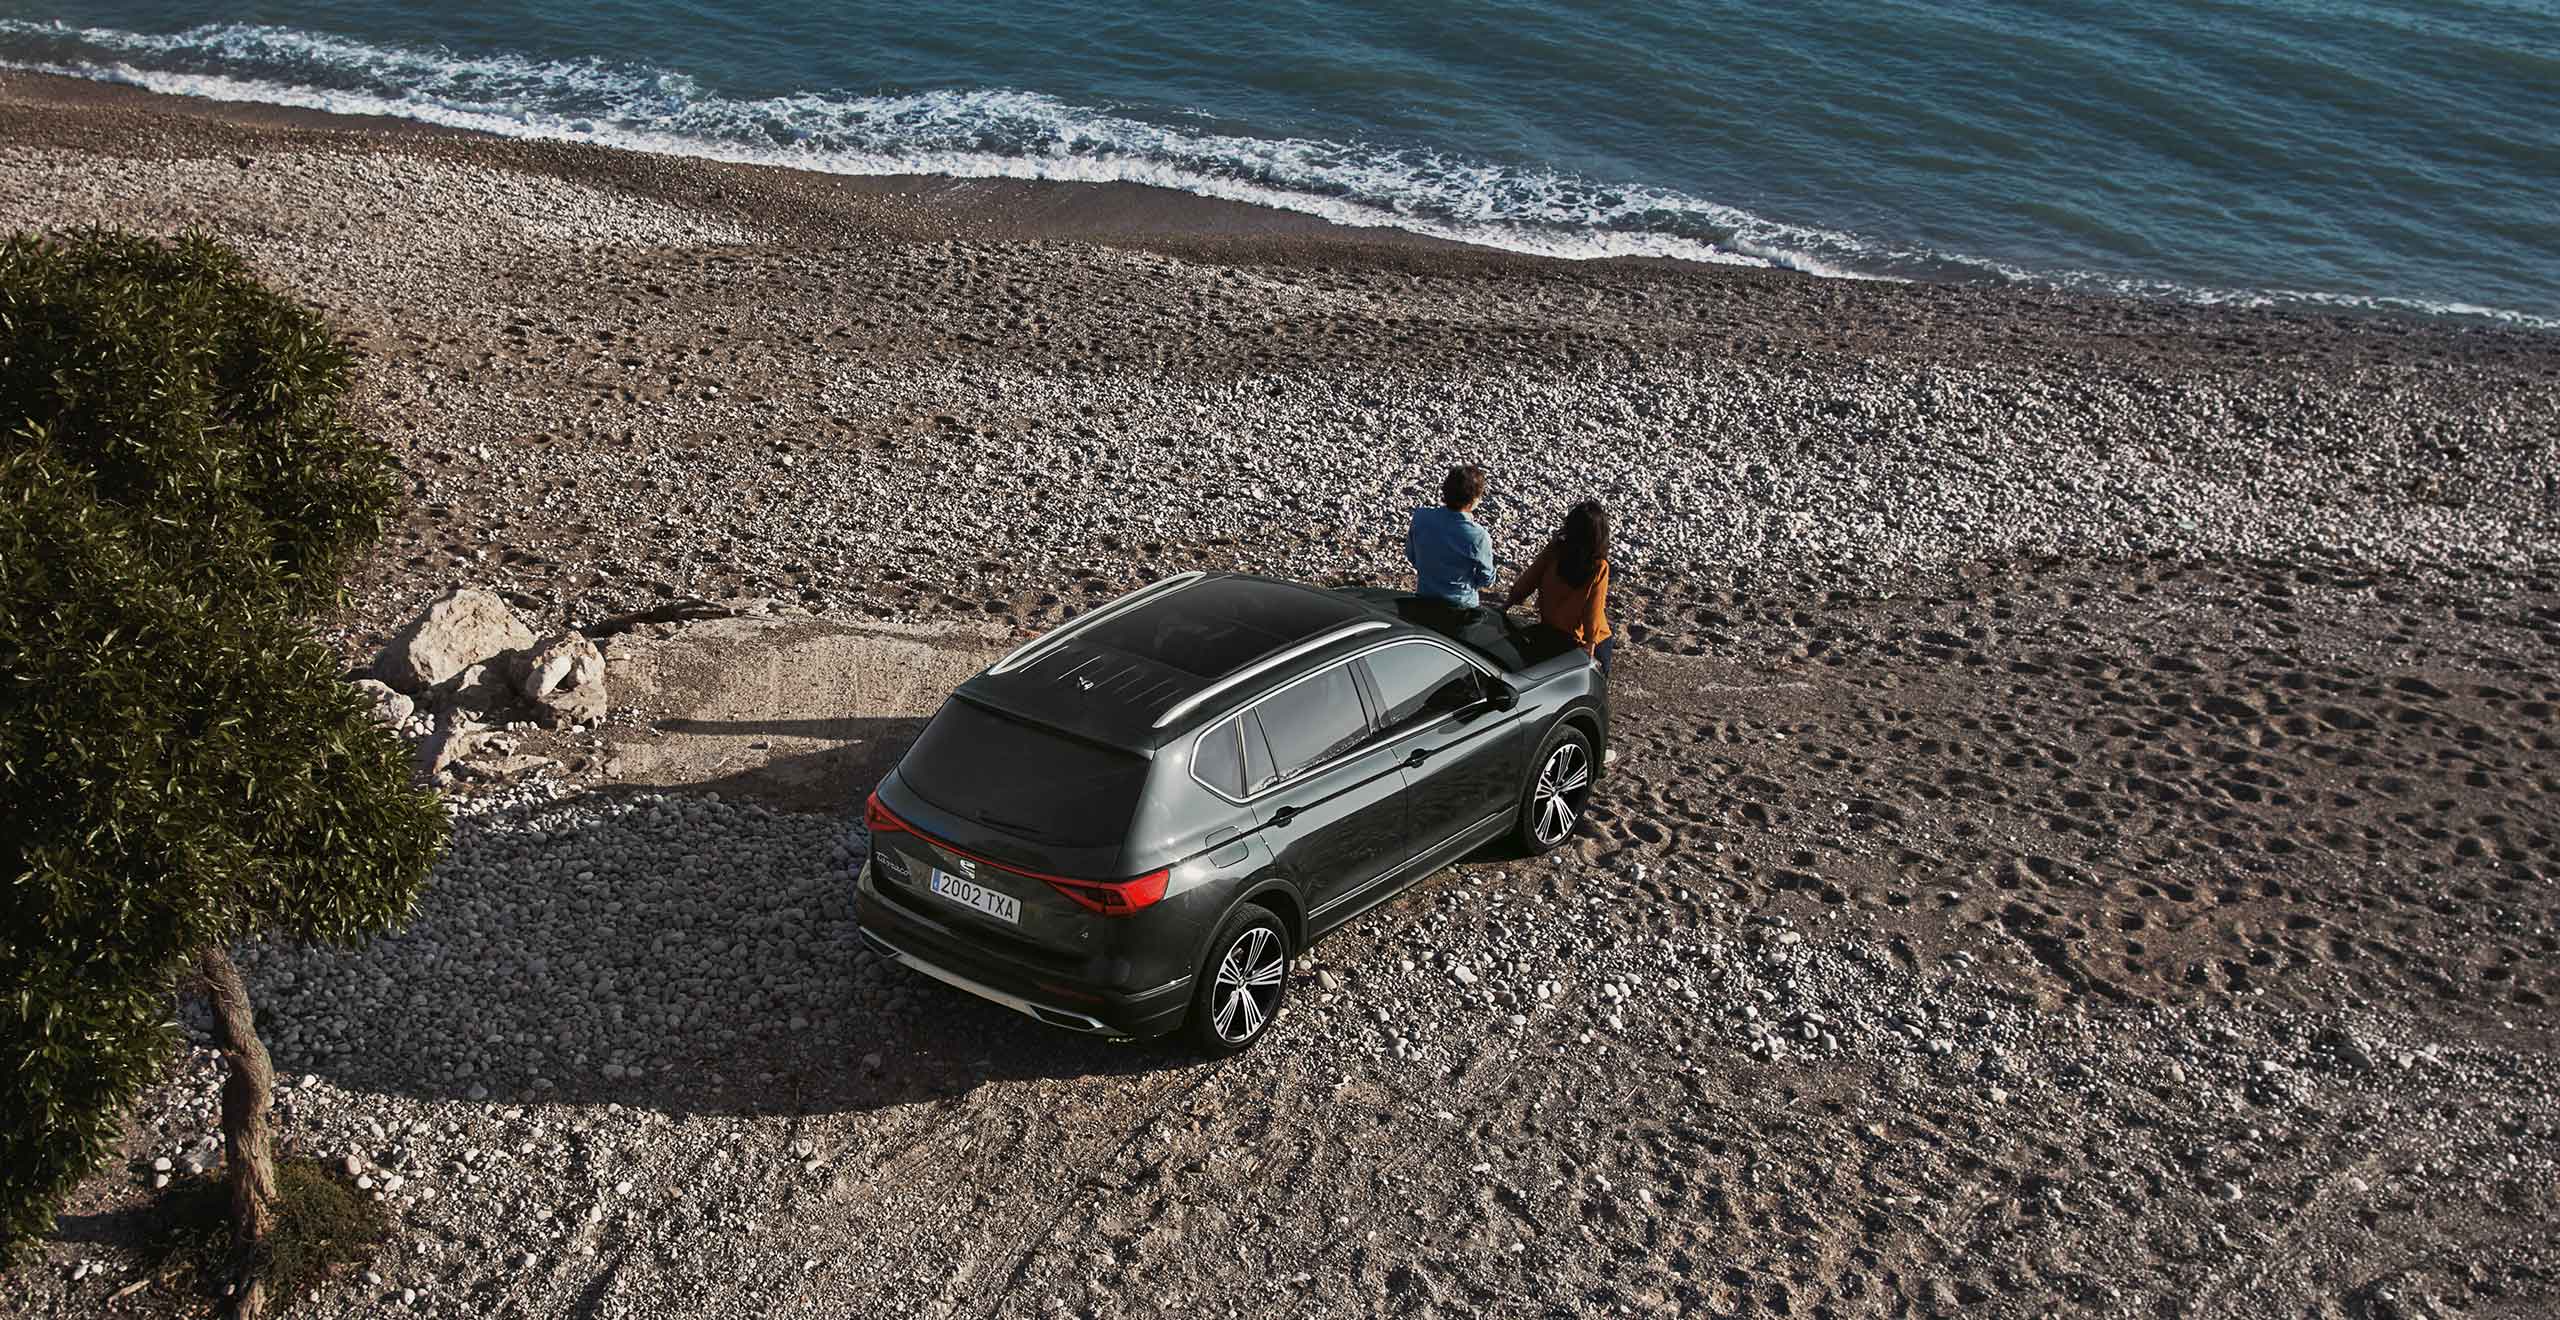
1513, 544, 1611, 648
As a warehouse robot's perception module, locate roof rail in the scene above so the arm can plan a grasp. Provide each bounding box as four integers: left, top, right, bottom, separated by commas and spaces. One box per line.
1151, 619, 1392, 730
987, 570, 1209, 676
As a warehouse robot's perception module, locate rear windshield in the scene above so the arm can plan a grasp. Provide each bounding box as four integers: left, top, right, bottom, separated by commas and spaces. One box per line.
898, 698, 1149, 848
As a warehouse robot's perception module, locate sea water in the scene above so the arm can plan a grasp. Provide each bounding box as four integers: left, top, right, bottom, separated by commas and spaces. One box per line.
2, 0, 2553, 325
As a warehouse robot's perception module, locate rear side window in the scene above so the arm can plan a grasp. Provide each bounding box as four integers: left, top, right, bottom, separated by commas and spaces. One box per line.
1252, 664, 1371, 781
1241, 715, 1275, 792
1364, 642, 1479, 733
1195, 714, 1281, 798
898, 698, 1148, 847
1193, 718, 1244, 798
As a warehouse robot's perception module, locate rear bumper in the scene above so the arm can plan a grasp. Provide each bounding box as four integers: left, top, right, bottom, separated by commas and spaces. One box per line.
854, 860, 1193, 1039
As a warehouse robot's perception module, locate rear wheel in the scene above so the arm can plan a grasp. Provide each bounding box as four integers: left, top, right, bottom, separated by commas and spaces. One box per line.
1183, 904, 1291, 1056
1513, 724, 1595, 853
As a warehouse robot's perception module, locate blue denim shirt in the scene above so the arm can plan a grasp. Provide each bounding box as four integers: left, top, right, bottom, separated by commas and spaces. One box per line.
1405, 506, 1495, 607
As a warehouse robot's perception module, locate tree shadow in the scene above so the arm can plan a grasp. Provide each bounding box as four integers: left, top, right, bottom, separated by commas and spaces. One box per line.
48, 1198, 179, 1251
216, 735, 1198, 1122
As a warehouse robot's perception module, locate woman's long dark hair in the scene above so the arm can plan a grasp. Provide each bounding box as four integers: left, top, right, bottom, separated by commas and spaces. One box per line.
1554, 500, 1609, 587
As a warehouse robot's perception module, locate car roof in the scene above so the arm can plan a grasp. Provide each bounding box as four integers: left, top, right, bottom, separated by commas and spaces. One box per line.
954, 572, 1416, 752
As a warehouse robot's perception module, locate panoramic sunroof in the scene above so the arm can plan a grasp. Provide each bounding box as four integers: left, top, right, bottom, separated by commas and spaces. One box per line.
1080, 579, 1364, 678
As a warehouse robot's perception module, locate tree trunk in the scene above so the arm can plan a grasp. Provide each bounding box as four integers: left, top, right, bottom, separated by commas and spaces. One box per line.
197, 944, 275, 1320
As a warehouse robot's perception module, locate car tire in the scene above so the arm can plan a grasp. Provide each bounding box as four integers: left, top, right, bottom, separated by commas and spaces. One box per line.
1513, 723, 1596, 854
1183, 903, 1292, 1057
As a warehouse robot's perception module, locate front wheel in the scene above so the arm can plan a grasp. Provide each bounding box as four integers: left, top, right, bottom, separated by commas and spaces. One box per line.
1513, 725, 1595, 853
1183, 904, 1292, 1057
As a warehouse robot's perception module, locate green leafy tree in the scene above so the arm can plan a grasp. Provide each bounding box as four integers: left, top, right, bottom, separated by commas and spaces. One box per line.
1, 231, 447, 1313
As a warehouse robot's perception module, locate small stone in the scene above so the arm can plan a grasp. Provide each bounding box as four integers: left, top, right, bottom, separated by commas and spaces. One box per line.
152, 1156, 173, 1173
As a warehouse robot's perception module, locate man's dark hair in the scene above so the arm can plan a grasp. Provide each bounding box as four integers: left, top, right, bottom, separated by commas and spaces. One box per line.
1442, 464, 1487, 510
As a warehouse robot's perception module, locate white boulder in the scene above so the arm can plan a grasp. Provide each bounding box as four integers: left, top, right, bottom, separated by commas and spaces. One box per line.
375, 588, 535, 693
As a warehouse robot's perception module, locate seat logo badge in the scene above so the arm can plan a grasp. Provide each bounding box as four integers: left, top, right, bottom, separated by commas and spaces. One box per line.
947, 855, 977, 877
1074, 676, 1095, 692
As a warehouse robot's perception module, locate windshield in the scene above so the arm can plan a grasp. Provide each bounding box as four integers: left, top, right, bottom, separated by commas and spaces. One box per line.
897, 698, 1149, 849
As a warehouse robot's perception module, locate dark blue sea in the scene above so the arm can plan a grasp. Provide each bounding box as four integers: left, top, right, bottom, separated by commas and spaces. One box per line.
4, 1, 2554, 325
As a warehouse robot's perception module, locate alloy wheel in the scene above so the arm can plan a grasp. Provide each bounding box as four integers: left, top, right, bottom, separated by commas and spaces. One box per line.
1531, 741, 1592, 846
1210, 924, 1286, 1043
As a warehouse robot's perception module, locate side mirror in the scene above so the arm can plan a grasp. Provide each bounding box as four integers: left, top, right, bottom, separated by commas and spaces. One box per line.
1484, 678, 1519, 712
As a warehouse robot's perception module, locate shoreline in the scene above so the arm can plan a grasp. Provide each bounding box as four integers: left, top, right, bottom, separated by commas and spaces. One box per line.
0, 67, 1504, 257
5, 66, 2554, 344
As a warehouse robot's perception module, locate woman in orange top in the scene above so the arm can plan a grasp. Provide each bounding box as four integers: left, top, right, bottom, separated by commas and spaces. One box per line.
1504, 500, 1615, 674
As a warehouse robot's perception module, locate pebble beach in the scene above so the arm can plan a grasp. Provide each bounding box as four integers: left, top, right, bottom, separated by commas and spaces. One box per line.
7, 68, 2560, 1320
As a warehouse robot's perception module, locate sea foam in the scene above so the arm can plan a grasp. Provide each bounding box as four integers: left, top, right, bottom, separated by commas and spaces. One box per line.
0, 20, 1853, 271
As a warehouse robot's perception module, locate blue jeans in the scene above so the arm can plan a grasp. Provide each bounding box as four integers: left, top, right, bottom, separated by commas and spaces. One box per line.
1593, 637, 1617, 675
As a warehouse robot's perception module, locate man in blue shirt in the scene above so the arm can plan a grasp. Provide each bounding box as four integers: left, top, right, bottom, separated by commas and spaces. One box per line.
1407, 464, 1495, 607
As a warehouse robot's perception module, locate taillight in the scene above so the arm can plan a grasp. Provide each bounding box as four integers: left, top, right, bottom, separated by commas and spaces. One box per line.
1043, 869, 1170, 916
864, 795, 1161, 916
864, 791, 910, 837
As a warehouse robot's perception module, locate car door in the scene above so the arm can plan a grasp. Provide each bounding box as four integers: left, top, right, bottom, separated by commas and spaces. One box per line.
1239, 659, 1411, 918
1359, 639, 1527, 856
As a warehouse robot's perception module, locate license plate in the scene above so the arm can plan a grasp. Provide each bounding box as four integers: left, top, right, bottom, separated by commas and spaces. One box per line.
929, 869, 1021, 924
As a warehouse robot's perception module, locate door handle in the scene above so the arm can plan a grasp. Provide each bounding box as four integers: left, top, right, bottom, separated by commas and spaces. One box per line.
1405, 748, 1429, 768
1271, 805, 1298, 828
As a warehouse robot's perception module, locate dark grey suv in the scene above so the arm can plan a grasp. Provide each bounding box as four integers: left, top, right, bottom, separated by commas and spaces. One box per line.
854, 571, 1608, 1054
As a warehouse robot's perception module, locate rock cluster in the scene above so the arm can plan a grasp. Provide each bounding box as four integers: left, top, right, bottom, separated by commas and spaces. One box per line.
362, 587, 612, 783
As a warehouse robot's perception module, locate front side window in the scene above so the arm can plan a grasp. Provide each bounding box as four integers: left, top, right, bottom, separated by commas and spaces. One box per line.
1364, 642, 1480, 734
1251, 664, 1371, 781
